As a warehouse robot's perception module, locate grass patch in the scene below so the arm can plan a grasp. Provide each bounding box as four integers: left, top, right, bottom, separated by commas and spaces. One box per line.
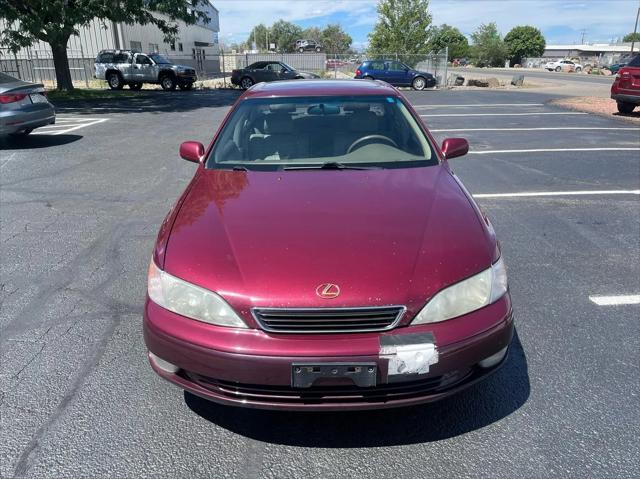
46, 88, 153, 102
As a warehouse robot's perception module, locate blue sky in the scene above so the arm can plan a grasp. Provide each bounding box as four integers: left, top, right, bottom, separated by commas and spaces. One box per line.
214, 0, 639, 49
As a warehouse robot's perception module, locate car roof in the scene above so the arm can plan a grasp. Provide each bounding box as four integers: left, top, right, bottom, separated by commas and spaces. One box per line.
243, 79, 399, 98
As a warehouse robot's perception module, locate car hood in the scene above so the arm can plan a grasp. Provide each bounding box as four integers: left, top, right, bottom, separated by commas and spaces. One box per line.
298, 71, 321, 79
164, 166, 494, 323
411, 70, 434, 78
169, 64, 195, 71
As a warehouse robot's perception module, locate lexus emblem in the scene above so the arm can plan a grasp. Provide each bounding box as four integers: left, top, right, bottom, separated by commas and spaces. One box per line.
316, 283, 340, 299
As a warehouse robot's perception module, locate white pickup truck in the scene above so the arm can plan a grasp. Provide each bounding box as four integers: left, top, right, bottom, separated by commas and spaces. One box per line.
94, 50, 197, 91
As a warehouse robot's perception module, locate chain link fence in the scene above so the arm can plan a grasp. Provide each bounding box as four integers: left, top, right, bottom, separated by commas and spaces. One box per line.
1, 48, 449, 89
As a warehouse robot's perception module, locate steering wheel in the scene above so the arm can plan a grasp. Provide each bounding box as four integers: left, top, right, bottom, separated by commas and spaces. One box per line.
347, 135, 398, 154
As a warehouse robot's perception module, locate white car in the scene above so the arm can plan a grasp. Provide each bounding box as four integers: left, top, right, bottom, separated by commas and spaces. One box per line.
545, 59, 583, 72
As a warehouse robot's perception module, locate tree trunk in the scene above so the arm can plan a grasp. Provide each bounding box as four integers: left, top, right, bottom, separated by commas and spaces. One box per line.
51, 39, 74, 91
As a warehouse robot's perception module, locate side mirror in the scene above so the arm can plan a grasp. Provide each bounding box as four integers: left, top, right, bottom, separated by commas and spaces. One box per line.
441, 138, 469, 159
180, 141, 205, 163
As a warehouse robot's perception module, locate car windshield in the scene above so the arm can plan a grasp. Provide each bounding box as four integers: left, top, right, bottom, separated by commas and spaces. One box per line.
280, 62, 295, 71
207, 96, 436, 170
149, 54, 171, 64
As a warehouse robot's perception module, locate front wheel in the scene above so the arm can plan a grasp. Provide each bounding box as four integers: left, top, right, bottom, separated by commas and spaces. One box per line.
179, 82, 193, 91
160, 75, 177, 91
129, 82, 143, 90
240, 77, 254, 89
555, 66, 561, 72
575, 67, 582, 72
617, 101, 636, 114
412, 76, 427, 90
298, 47, 304, 53
315, 47, 321, 52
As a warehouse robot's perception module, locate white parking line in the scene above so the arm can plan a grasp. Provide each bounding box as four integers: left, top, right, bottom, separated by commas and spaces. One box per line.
589, 295, 640, 306
414, 103, 545, 109
468, 147, 640, 154
474, 190, 640, 198
421, 112, 588, 117
431, 127, 639, 132
33, 117, 109, 135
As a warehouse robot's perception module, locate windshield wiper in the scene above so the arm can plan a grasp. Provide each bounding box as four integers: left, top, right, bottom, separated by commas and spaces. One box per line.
284, 162, 380, 171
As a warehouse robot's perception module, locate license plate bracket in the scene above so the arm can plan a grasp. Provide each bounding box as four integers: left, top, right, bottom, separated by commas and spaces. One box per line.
292, 362, 377, 388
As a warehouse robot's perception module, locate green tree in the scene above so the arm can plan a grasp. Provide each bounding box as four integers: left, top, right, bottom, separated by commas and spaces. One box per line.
504, 25, 545, 65
321, 24, 352, 53
270, 19, 303, 52
0, 0, 209, 91
368, 0, 433, 54
429, 24, 469, 60
247, 24, 271, 51
623, 32, 640, 42
302, 27, 323, 43
470, 22, 508, 67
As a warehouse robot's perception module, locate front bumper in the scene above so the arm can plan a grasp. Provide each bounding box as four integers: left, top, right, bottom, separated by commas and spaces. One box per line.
144, 296, 514, 410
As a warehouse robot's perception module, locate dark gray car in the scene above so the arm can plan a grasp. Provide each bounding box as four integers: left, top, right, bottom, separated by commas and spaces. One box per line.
0, 72, 55, 137
230, 61, 319, 89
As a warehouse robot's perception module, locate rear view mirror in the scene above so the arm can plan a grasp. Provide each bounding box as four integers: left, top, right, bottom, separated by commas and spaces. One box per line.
180, 141, 205, 163
441, 138, 469, 160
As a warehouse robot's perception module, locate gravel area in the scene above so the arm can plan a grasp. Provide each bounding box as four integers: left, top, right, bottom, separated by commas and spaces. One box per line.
549, 96, 640, 124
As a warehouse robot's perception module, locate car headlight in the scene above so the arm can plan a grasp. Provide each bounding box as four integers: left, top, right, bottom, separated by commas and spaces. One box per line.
411, 256, 508, 325
147, 260, 248, 328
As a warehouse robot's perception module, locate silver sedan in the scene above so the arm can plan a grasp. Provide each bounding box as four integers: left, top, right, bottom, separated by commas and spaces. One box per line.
0, 72, 55, 137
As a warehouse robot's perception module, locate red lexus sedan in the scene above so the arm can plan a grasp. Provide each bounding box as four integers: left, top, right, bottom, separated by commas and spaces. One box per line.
144, 80, 513, 410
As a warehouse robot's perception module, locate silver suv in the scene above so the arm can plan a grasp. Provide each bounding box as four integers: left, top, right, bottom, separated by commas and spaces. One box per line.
94, 50, 197, 91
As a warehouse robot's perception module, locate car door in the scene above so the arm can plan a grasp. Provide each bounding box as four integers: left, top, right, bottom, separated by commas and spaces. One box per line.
276, 63, 298, 80
366, 61, 386, 80
386, 61, 409, 86
263, 62, 283, 82
133, 54, 154, 82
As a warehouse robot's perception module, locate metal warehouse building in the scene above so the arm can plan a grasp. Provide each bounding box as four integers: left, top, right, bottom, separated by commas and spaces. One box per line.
0, 1, 220, 85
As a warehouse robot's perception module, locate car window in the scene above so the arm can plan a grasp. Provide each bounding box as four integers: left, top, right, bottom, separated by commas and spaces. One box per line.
248, 62, 267, 70
0, 72, 18, 83
149, 53, 171, 64
135, 55, 152, 65
207, 96, 436, 170
387, 61, 407, 72
266, 63, 282, 72
367, 61, 385, 70
628, 55, 640, 67
97, 52, 114, 63
113, 52, 131, 63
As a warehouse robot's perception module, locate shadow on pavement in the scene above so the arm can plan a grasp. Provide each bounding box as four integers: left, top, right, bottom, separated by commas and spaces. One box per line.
51, 89, 243, 115
185, 329, 530, 447
0, 134, 83, 150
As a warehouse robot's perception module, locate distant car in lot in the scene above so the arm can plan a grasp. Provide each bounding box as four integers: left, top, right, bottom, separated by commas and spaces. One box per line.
0, 72, 55, 137
231, 61, 319, 89
544, 59, 583, 72
325, 59, 348, 70
607, 59, 631, 74
94, 50, 197, 91
295, 39, 322, 53
354, 60, 437, 90
611, 54, 640, 114
143, 79, 513, 411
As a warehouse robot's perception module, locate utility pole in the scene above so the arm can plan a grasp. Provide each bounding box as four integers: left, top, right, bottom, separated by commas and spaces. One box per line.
631, 5, 640, 55
580, 29, 587, 45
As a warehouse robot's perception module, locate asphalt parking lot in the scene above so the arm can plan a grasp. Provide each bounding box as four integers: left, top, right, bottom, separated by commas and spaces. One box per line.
1, 86, 639, 478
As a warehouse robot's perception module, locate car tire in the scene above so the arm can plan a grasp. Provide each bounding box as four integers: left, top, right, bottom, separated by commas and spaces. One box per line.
160, 75, 177, 91
617, 101, 636, 114
412, 76, 427, 91
316, 47, 321, 52
575, 67, 582, 72
129, 82, 143, 91
240, 77, 254, 89
298, 47, 304, 53
179, 82, 194, 91
107, 72, 124, 90
555, 66, 561, 72
363, 75, 374, 80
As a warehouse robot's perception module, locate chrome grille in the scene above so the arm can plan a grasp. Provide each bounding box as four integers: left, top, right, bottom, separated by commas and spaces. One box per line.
252, 306, 405, 333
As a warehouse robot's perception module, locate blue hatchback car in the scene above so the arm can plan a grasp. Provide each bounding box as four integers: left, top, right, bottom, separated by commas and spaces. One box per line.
354, 60, 437, 90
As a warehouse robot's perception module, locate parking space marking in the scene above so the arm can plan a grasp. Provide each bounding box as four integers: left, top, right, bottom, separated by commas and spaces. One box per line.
431, 127, 639, 132
474, 190, 640, 198
469, 147, 640, 154
33, 117, 109, 135
589, 295, 640, 306
414, 103, 545, 109
421, 112, 588, 117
